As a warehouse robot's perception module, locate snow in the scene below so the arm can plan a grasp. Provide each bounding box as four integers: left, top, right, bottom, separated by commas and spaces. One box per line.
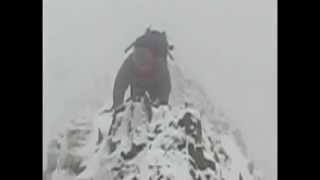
44, 64, 262, 180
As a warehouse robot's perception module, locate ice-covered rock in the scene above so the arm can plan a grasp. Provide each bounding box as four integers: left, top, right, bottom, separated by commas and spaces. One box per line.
44, 64, 263, 180
45, 100, 262, 180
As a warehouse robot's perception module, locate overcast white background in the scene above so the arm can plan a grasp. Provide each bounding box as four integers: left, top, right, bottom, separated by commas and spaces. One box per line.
43, 0, 277, 180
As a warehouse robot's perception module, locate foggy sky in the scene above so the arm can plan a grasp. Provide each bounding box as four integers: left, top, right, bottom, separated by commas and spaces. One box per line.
43, 0, 277, 179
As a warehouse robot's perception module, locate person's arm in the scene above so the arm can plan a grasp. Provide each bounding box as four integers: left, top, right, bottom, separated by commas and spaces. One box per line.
112, 55, 133, 109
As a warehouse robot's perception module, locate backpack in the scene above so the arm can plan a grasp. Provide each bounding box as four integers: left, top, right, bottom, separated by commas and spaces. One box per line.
135, 30, 169, 57
130, 30, 170, 79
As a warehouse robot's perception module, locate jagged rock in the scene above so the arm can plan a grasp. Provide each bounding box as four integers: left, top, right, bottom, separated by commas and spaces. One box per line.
44, 65, 262, 180
121, 143, 146, 160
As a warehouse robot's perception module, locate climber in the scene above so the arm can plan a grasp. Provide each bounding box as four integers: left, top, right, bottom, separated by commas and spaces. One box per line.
107, 28, 174, 112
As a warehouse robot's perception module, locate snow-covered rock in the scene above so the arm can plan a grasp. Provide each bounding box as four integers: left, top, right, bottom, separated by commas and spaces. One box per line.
44, 64, 263, 180
45, 100, 262, 180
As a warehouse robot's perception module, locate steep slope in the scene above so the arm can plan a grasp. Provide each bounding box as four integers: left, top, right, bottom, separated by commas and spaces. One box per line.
44, 63, 263, 180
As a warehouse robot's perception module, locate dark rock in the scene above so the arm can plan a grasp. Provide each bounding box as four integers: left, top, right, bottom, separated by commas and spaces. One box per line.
177, 139, 186, 150
248, 161, 255, 174
178, 112, 202, 144
205, 174, 211, 180
108, 105, 127, 136
239, 173, 243, 180
189, 169, 202, 180
157, 175, 164, 180
154, 124, 162, 134
188, 144, 216, 172
96, 128, 103, 145
218, 148, 229, 161
61, 154, 86, 175
214, 152, 220, 163
121, 143, 146, 160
